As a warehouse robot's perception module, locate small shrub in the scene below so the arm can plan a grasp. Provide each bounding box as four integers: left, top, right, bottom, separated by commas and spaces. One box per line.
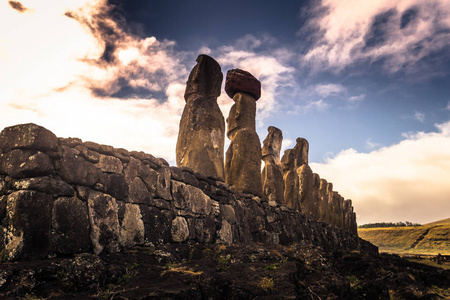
260, 277, 274, 294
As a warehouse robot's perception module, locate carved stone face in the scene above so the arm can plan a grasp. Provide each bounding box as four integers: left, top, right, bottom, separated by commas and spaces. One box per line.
184, 54, 222, 102
262, 126, 282, 159
281, 149, 295, 171
226, 103, 239, 139
226, 93, 256, 139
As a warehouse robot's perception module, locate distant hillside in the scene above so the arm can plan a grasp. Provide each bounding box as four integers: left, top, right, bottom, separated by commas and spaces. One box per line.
424, 218, 450, 226
358, 220, 450, 255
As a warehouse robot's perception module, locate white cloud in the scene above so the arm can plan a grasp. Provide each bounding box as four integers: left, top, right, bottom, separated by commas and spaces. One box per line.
311, 121, 450, 224
445, 101, 450, 111
315, 83, 347, 97
348, 94, 365, 103
290, 99, 330, 115
303, 0, 450, 73
365, 138, 382, 150
0, 0, 188, 164
414, 111, 425, 122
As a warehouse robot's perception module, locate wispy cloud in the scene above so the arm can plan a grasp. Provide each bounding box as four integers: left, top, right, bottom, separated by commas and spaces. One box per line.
414, 111, 425, 122
314, 83, 346, 97
365, 138, 383, 150
290, 99, 330, 115
302, 0, 450, 75
311, 120, 450, 224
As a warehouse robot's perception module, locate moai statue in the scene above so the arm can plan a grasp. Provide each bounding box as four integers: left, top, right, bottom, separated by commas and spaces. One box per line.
281, 149, 300, 210
176, 54, 225, 180
351, 212, 358, 235
224, 69, 262, 196
261, 126, 284, 204
323, 182, 334, 224
318, 178, 329, 222
343, 199, 354, 233
293, 138, 315, 217
310, 173, 321, 220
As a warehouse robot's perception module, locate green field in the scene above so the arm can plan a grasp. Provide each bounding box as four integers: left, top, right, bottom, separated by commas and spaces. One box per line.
358, 219, 450, 255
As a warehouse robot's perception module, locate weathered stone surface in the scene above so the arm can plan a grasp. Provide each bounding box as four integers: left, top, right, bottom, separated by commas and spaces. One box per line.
281, 149, 299, 210
297, 164, 314, 218
75, 145, 100, 163
98, 173, 127, 200
12, 176, 74, 196
261, 126, 284, 204
225, 69, 261, 100
0, 150, 54, 178
96, 154, 123, 173
2, 190, 53, 260
225, 92, 262, 196
218, 220, 233, 244
318, 178, 328, 222
59, 146, 99, 186
87, 192, 120, 255
139, 206, 173, 244
119, 203, 145, 247
220, 204, 236, 224
292, 137, 309, 166
0, 123, 58, 153
156, 167, 172, 200
52, 197, 91, 254
171, 216, 189, 242
172, 181, 211, 215
176, 54, 225, 180
127, 177, 151, 204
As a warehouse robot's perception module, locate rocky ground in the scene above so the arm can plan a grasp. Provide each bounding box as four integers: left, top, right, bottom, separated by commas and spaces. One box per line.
0, 243, 449, 299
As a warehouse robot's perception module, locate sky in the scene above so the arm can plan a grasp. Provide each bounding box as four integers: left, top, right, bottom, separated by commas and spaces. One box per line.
1, 0, 450, 225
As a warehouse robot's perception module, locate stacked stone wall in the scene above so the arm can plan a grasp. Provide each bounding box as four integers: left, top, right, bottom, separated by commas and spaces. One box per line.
0, 124, 376, 261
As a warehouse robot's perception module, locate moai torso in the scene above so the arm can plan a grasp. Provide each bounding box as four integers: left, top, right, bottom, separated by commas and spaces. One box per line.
176, 55, 225, 180
261, 126, 284, 204
224, 69, 262, 196
293, 138, 315, 216
318, 178, 328, 222
309, 173, 321, 220
281, 149, 300, 210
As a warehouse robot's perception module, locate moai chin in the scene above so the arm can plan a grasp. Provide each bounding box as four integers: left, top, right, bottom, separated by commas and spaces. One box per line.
176, 54, 225, 180
281, 149, 300, 210
224, 69, 262, 196
261, 126, 284, 204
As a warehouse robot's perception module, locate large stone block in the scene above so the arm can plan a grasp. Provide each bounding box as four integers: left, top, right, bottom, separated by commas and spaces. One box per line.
127, 177, 152, 204
96, 154, 123, 174
0, 123, 58, 154
119, 203, 145, 247
0, 150, 54, 178
12, 176, 74, 196
139, 205, 172, 244
59, 146, 99, 187
52, 197, 91, 254
171, 216, 189, 242
2, 190, 53, 260
87, 191, 120, 255
172, 181, 211, 215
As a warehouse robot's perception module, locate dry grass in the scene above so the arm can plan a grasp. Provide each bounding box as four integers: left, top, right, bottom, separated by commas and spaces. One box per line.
358, 221, 450, 255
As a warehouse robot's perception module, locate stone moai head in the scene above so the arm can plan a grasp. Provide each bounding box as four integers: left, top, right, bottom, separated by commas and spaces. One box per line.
281, 149, 296, 172
262, 126, 283, 163
344, 199, 353, 212
184, 54, 223, 102
225, 69, 260, 139
293, 138, 309, 167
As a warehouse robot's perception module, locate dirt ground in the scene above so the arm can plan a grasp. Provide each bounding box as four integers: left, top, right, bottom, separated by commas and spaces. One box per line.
1, 243, 449, 299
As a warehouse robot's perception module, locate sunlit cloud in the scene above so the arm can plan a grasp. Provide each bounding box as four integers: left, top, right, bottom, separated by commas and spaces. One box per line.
365, 138, 382, 150
311, 120, 450, 224
302, 0, 450, 74
0, 0, 188, 164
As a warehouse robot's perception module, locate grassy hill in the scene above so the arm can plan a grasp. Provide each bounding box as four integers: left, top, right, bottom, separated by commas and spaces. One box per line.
358, 218, 450, 255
